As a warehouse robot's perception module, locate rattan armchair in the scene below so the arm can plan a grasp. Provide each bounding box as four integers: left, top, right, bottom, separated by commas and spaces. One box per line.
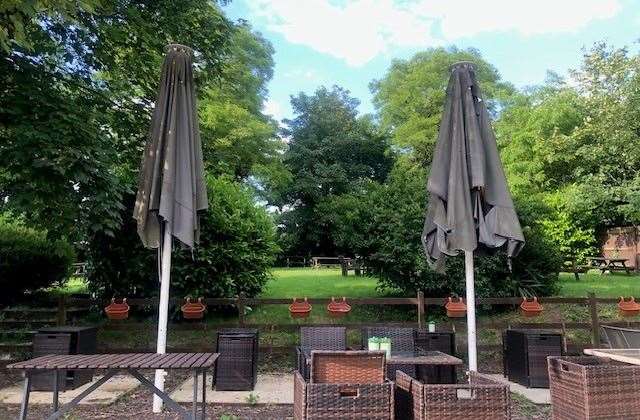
362, 327, 416, 379
294, 351, 394, 420
296, 326, 347, 379
395, 370, 511, 420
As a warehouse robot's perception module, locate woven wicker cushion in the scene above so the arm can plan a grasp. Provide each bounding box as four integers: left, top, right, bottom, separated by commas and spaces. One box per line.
301, 326, 347, 351
310, 351, 385, 384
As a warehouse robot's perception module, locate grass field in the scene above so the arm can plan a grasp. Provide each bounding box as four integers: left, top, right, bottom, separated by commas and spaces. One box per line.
557, 271, 640, 297
261, 268, 385, 298
56, 268, 639, 299
247, 268, 411, 325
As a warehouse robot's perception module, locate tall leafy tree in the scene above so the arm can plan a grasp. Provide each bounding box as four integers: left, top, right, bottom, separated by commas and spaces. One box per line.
371, 46, 515, 166
278, 86, 393, 256
199, 23, 284, 182
0, 1, 245, 242
496, 43, 640, 258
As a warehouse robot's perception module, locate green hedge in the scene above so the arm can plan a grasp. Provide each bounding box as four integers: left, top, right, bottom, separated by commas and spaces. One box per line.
87, 176, 279, 300
0, 222, 75, 302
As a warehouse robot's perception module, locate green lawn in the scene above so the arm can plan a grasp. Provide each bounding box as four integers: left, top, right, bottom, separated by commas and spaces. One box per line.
557, 271, 640, 297
247, 268, 411, 325
261, 268, 386, 298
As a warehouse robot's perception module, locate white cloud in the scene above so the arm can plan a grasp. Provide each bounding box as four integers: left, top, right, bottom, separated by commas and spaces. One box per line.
246, 0, 621, 66
248, 0, 438, 66
263, 98, 284, 120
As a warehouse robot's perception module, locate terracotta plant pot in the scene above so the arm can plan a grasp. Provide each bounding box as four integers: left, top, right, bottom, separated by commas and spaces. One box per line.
181, 297, 206, 320
618, 296, 640, 317
105, 298, 129, 320
520, 297, 543, 318
445, 297, 466, 318
327, 297, 351, 318
289, 297, 312, 319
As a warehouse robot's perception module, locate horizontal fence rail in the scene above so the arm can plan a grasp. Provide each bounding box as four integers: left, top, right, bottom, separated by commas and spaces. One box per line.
2, 292, 638, 366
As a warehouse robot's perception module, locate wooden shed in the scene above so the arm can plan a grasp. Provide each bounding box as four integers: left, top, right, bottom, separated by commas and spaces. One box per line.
601, 226, 640, 271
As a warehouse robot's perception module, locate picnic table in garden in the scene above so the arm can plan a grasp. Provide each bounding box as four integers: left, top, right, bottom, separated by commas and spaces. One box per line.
587, 256, 631, 274
7, 352, 218, 420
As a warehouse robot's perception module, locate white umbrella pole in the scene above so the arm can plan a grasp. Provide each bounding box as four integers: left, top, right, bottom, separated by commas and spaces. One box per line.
153, 225, 172, 412
465, 250, 478, 372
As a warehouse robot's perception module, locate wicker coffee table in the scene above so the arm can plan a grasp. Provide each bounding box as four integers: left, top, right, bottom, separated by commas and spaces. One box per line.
8, 352, 218, 420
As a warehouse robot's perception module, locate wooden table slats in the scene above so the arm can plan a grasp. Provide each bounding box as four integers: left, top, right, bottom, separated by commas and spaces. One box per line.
7, 353, 219, 370
191, 353, 213, 368
183, 353, 202, 367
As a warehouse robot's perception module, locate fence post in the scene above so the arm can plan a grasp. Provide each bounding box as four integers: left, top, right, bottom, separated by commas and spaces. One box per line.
57, 295, 67, 326
417, 291, 425, 329
588, 292, 600, 346
237, 293, 246, 327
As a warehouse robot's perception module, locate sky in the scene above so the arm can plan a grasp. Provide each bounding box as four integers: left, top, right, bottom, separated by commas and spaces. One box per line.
223, 0, 640, 121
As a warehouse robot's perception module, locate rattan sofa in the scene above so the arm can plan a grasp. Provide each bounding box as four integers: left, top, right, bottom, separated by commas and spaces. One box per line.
294, 351, 394, 419
394, 370, 511, 419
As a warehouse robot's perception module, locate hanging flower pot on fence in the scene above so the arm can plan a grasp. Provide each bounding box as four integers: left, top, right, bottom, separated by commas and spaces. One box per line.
520, 297, 543, 318
289, 297, 312, 319
445, 297, 466, 318
105, 298, 129, 320
618, 296, 640, 317
327, 297, 351, 318
181, 297, 206, 320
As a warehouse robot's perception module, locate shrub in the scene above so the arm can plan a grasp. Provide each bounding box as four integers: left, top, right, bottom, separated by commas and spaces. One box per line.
364, 163, 561, 298
0, 221, 75, 302
87, 176, 279, 300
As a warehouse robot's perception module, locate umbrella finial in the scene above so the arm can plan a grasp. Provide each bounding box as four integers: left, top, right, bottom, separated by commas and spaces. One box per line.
450, 61, 476, 72
164, 44, 193, 55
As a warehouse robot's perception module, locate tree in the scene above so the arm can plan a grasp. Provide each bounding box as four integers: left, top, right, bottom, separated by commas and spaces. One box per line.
371, 47, 515, 166
199, 23, 284, 182
277, 86, 394, 256
88, 176, 278, 300
495, 43, 640, 257
0, 1, 283, 247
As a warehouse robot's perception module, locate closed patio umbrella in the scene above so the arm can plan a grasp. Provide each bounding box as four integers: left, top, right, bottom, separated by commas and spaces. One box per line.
422, 61, 524, 371
133, 43, 207, 412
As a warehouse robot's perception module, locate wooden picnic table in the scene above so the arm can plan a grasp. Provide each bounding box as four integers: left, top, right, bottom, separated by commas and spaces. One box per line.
584, 348, 640, 365
7, 352, 219, 420
587, 256, 631, 275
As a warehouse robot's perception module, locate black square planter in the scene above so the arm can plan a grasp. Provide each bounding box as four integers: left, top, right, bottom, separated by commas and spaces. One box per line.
415, 330, 457, 384
503, 329, 562, 388
214, 328, 258, 391
32, 326, 97, 391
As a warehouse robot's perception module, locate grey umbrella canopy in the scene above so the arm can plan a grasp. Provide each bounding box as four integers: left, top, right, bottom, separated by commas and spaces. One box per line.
132, 44, 207, 412
134, 44, 207, 249
421, 61, 524, 372
422, 61, 524, 270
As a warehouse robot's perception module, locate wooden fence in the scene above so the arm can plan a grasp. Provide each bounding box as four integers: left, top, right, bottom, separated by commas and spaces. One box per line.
2, 292, 639, 362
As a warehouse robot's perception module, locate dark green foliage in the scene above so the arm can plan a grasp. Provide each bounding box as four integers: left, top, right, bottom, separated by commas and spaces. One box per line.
333, 164, 561, 297
87, 177, 278, 300
277, 86, 394, 256
0, 222, 75, 302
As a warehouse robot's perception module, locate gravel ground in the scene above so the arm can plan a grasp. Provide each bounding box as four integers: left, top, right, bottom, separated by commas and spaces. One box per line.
0, 371, 550, 419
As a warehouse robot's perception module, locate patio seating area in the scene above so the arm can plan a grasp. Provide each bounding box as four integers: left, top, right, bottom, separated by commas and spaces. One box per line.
6, 324, 640, 419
